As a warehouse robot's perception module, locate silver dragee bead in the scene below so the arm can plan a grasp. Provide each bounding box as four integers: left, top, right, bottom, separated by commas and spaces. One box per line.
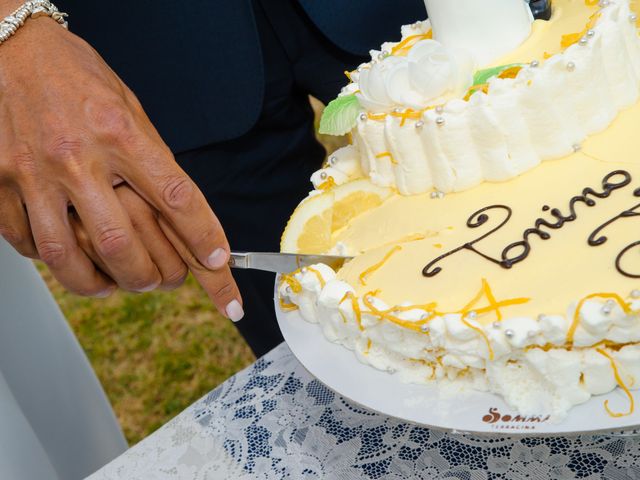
466, 311, 478, 320
320, 172, 328, 180
359, 113, 368, 122
329, 156, 338, 166
630, 13, 638, 23
586, 29, 596, 38
530, 60, 540, 68
631, 289, 640, 299
420, 325, 430, 333
578, 36, 588, 46
572, 143, 582, 152
492, 322, 501, 329
504, 329, 515, 338
415, 120, 425, 130
566, 61, 576, 72
435, 116, 445, 126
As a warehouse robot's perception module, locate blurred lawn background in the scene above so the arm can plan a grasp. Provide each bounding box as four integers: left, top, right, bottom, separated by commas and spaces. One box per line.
41, 98, 347, 446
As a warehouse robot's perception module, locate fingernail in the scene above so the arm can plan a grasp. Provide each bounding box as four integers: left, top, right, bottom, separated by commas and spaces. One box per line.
225, 300, 244, 323
94, 287, 116, 299
137, 282, 160, 293
207, 248, 228, 269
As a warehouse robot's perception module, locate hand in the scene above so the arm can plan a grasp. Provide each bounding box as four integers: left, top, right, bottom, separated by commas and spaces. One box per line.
0, 18, 243, 320
71, 184, 245, 321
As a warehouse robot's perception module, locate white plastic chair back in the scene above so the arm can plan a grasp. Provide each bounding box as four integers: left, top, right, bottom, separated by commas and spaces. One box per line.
0, 239, 128, 479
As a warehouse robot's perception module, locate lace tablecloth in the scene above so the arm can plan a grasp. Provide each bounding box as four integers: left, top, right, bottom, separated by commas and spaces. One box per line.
88, 343, 640, 479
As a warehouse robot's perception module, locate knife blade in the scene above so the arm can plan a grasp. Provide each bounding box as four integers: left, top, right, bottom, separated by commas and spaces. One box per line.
228, 252, 352, 274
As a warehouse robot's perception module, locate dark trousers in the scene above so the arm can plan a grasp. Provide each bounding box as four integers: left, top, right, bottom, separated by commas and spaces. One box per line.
176, 0, 366, 358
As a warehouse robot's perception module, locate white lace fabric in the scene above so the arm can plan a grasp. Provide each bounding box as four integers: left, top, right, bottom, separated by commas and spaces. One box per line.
88, 343, 640, 479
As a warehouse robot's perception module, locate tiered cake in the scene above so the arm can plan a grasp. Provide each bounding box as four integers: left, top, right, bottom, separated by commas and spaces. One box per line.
279, 0, 640, 418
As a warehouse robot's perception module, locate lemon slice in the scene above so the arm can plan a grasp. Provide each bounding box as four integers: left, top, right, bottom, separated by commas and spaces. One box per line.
332, 179, 393, 233
281, 180, 393, 254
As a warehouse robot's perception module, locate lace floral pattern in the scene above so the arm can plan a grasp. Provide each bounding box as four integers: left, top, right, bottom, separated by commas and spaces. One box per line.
88, 344, 640, 480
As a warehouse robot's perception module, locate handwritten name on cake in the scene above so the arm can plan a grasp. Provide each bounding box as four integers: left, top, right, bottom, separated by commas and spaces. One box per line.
422, 170, 640, 279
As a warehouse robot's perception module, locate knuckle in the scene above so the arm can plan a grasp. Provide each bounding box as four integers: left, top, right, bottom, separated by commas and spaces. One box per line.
92, 104, 135, 142
93, 225, 132, 259
36, 238, 67, 267
43, 134, 86, 169
160, 175, 194, 210
9, 144, 37, 179
213, 281, 235, 302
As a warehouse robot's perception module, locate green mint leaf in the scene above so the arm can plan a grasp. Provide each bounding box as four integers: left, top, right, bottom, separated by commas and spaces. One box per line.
319, 94, 362, 136
473, 63, 523, 86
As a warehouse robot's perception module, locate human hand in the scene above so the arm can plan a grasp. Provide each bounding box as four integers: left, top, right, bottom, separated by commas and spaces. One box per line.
0, 17, 243, 319
71, 184, 245, 321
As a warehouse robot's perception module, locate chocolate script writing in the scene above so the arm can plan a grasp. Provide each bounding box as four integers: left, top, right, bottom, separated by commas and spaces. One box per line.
423, 170, 638, 278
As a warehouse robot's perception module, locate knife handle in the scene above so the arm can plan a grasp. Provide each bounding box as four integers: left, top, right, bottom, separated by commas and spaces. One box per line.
228, 252, 249, 269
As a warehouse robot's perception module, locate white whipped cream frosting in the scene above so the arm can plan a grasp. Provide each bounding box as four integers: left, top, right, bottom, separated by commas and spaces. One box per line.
357, 40, 474, 113
279, 267, 640, 418
315, 0, 640, 196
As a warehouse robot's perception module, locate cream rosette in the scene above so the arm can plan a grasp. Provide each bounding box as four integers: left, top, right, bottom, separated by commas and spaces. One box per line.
356, 40, 475, 113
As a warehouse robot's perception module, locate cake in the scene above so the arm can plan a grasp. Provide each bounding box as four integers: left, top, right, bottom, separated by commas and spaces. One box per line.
279, 0, 640, 419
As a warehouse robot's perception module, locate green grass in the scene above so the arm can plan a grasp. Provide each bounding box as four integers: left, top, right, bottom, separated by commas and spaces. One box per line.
40, 266, 255, 445
41, 98, 347, 446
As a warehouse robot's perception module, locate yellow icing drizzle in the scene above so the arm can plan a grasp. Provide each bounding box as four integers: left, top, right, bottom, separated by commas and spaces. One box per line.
307, 267, 327, 288
596, 348, 635, 418
375, 151, 398, 165
391, 32, 433, 56
462, 316, 495, 360
317, 176, 336, 191
359, 245, 403, 286
567, 293, 632, 346
341, 291, 364, 331
365, 338, 372, 355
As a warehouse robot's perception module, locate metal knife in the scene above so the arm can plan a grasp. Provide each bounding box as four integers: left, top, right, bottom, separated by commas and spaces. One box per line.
228, 252, 352, 274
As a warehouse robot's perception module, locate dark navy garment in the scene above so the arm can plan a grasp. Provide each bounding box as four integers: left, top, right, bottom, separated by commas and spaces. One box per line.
57, 0, 426, 356
58, 0, 426, 152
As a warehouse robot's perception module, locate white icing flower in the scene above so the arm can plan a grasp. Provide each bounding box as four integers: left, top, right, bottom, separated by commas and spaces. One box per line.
357, 40, 475, 112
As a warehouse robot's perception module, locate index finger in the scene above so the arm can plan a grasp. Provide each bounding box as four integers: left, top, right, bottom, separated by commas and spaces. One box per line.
157, 216, 244, 322
119, 144, 230, 271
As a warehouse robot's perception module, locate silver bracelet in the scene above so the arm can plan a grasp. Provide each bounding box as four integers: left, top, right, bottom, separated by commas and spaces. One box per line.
0, 0, 68, 44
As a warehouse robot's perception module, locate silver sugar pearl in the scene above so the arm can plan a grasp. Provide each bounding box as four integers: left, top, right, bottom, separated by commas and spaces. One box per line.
578, 37, 588, 46
420, 313, 430, 320
359, 113, 368, 121
366, 295, 374, 303
492, 321, 502, 329
393, 107, 402, 113
377, 51, 389, 61
430, 191, 445, 199
572, 143, 582, 152
420, 324, 430, 333
630, 13, 638, 23
301, 267, 308, 274
566, 61, 576, 72
387, 367, 396, 374
586, 29, 596, 38
357, 66, 364, 73
631, 289, 640, 299
602, 305, 613, 315
329, 156, 338, 166
435, 116, 445, 126
466, 311, 478, 320
319, 171, 328, 180
286, 286, 292, 294
504, 329, 515, 338
415, 120, 425, 130
606, 299, 616, 307
530, 60, 540, 68
435, 106, 444, 114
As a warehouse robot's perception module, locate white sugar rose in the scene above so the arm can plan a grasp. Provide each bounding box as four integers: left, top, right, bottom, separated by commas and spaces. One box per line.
357, 39, 475, 112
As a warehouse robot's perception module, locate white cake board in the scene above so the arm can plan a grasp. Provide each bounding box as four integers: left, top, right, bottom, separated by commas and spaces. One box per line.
275, 283, 640, 436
